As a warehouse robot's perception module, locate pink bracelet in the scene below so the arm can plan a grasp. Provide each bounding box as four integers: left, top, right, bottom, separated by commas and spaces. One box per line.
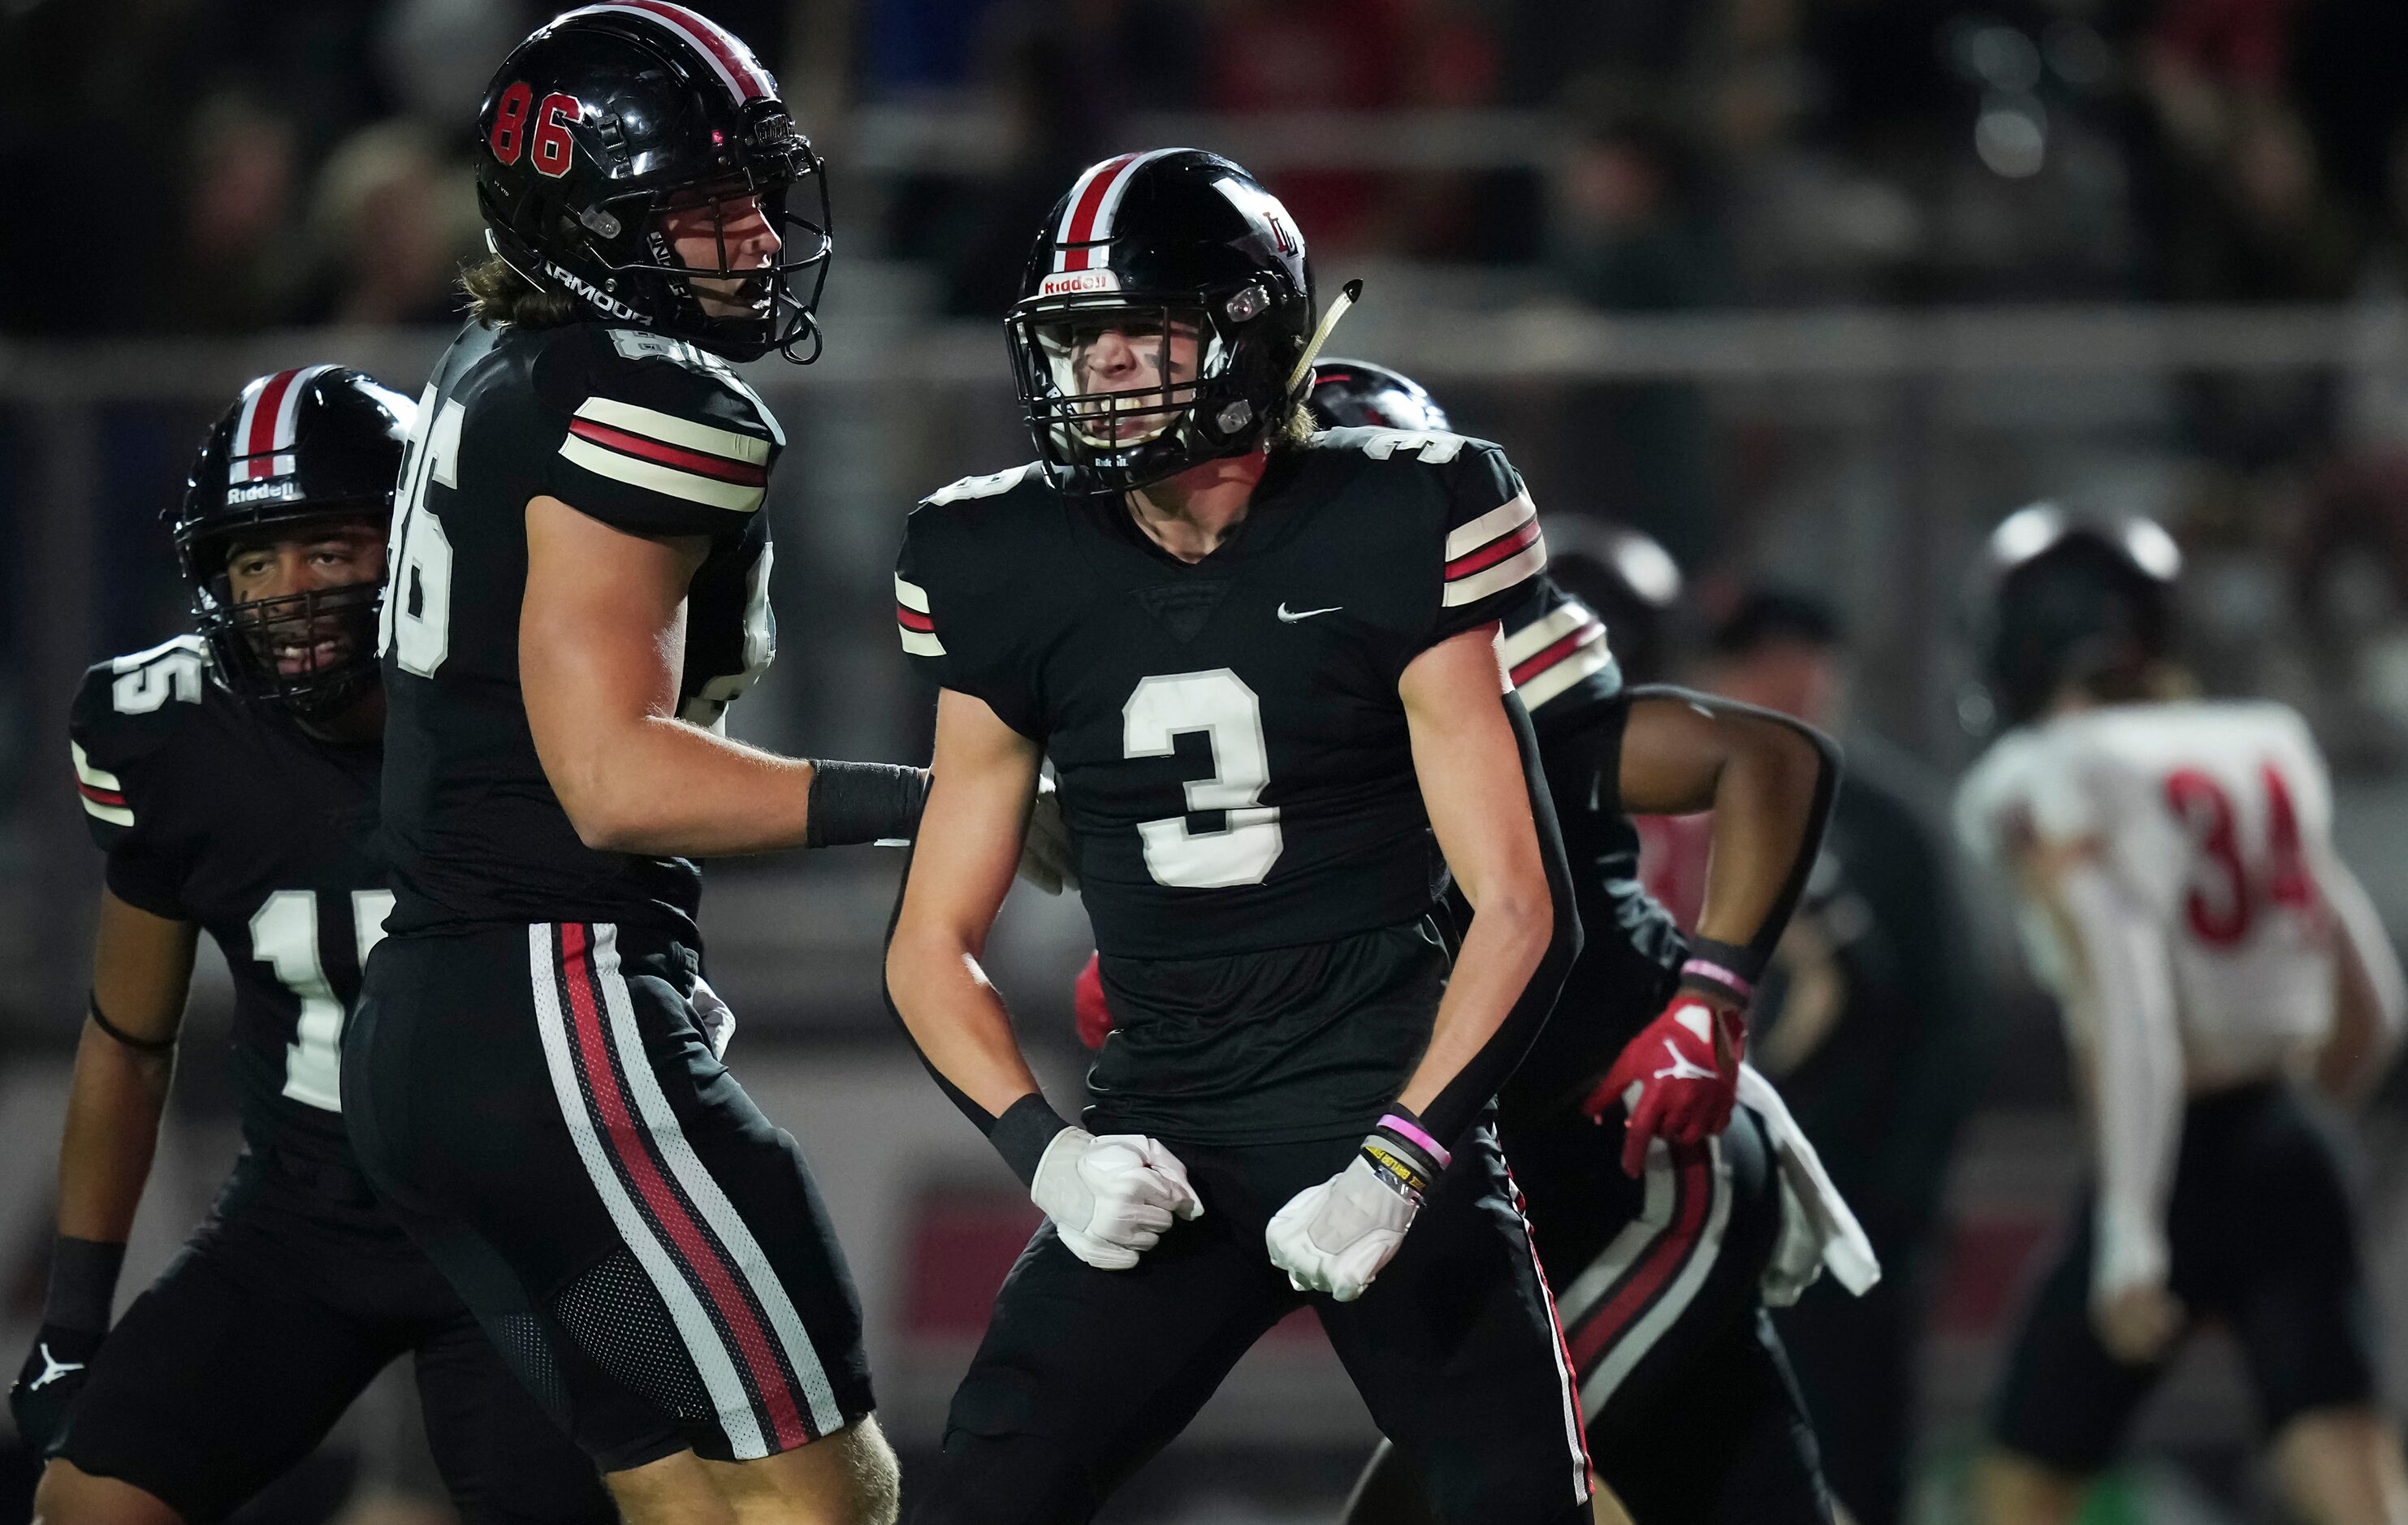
1680, 957, 1754, 1003
1378, 1112, 1451, 1170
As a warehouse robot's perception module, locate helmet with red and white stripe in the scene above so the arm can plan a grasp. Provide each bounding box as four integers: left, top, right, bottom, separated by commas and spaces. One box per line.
175, 367, 413, 719
1009, 149, 1317, 494
475, 2, 830, 362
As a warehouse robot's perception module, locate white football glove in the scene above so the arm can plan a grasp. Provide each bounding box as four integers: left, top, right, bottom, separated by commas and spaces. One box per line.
1015, 775, 1079, 896
1031, 1128, 1203, 1271
1266, 1153, 1420, 1303
690, 975, 736, 1061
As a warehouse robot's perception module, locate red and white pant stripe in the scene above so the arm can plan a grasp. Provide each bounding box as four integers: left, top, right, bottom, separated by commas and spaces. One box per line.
528, 921, 841, 1457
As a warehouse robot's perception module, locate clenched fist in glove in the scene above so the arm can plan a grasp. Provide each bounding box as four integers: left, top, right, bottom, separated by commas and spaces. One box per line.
1031, 1127, 1204, 1270
1585, 991, 1746, 1177
1266, 1112, 1447, 1303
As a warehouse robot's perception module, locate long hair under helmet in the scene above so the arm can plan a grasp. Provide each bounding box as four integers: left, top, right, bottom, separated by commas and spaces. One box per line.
475, 2, 832, 362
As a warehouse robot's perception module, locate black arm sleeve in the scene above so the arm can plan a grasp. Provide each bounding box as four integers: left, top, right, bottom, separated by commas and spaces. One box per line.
1415, 691, 1584, 1147
1628, 685, 1841, 991
880, 843, 1069, 1186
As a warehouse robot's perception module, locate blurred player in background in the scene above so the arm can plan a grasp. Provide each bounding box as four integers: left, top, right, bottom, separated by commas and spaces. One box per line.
342, 8, 913, 1522
1956, 505, 2408, 1525
1673, 588, 1986, 1525
1303, 363, 1874, 1525
10, 369, 612, 1525
888, 151, 1591, 1524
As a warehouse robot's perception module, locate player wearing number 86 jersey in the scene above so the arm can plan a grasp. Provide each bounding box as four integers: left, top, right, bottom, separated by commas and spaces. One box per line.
348, 7, 903, 1505
1954, 504, 2408, 1524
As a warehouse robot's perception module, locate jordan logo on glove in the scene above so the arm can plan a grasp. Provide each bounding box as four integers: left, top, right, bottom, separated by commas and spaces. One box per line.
1584, 966, 1750, 1177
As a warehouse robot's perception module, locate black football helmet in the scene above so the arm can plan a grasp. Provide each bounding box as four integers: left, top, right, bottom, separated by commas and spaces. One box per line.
175, 366, 413, 722
1977, 501, 2182, 726
1546, 519, 1685, 685
1009, 149, 1318, 494
1308, 358, 1451, 434
476, 2, 831, 362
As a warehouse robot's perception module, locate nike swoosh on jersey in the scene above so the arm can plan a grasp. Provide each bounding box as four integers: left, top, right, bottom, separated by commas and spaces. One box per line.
1276, 603, 1342, 623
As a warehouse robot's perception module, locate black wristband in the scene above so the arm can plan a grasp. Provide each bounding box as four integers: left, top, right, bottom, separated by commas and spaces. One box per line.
1677, 936, 1766, 1008
87, 991, 175, 1054
1360, 1105, 1449, 1204
44, 1236, 125, 1333
804, 762, 930, 849
987, 1092, 1072, 1189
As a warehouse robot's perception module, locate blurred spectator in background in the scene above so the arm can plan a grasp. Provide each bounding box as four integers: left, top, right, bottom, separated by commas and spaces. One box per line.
297, 123, 478, 326
2141, 0, 2358, 300
1533, 106, 1725, 569
1645, 587, 1987, 1525
170, 93, 308, 333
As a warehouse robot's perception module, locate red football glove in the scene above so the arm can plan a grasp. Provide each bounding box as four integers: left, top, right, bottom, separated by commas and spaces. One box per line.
1074, 952, 1116, 1052
1584, 997, 1746, 1177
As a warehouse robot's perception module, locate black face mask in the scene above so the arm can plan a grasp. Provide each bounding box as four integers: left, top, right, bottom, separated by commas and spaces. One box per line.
196, 567, 383, 724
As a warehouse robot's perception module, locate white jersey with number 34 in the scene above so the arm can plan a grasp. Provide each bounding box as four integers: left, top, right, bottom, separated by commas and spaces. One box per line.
1957, 700, 2337, 1079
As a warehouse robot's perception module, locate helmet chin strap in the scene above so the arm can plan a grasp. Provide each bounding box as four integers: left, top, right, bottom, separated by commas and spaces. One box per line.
1286, 279, 1364, 395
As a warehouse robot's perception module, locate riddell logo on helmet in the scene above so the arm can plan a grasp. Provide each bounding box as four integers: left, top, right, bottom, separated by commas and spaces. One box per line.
227, 479, 301, 505
1040, 269, 1120, 297
543, 260, 646, 322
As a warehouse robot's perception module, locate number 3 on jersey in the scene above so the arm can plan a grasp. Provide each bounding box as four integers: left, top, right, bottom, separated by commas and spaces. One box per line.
380, 395, 464, 677
1124, 669, 1284, 888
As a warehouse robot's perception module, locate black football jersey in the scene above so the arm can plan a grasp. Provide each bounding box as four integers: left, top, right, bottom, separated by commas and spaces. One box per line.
71, 637, 387, 1164
898, 428, 1549, 1137
1492, 572, 1685, 1120
378, 322, 780, 940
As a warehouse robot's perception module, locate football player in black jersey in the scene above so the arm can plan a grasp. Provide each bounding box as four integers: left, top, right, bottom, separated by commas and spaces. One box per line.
1292, 364, 1867, 1523
884, 149, 1590, 1524
9, 369, 612, 1525
342, 9, 910, 1523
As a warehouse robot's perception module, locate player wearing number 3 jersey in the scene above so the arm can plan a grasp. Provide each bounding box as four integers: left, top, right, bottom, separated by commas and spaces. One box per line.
11, 369, 612, 1525
1955, 506, 2408, 1525
885, 149, 1589, 1524
346, 9, 902, 1523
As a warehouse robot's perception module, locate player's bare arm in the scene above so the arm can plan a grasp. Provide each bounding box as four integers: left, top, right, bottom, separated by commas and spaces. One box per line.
524, 494, 923, 858
2016, 833, 2186, 1364
888, 689, 1203, 1272
1619, 689, 1836, 963
1582, 689, 1839, 1172
884, 687, 1049, 1119
56, 892, 197, 1245
10, 893, 197, 1462
1391, 623, 1562, 1117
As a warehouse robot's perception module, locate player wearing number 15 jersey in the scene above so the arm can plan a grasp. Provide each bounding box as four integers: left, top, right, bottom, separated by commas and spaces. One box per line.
11, 369, 612, 1525
346, 10, 904, 1522
1954, 505, 2408, 1525
886, 149, 1589, 1524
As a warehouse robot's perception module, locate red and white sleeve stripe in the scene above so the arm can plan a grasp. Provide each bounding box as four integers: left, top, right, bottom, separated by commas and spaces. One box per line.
559, 397, 771, 512
72, 741, 132, 827
895, 574, 943, 657
1503, 598, 1614, 711
1442, 490, 1546, 607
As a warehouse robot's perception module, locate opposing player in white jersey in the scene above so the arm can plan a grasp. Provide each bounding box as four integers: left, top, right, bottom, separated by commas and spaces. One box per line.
1955, 504, 2408, 1525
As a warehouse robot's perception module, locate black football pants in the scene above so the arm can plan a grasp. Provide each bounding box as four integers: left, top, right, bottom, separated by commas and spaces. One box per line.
912, 1119, 1591, 1525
